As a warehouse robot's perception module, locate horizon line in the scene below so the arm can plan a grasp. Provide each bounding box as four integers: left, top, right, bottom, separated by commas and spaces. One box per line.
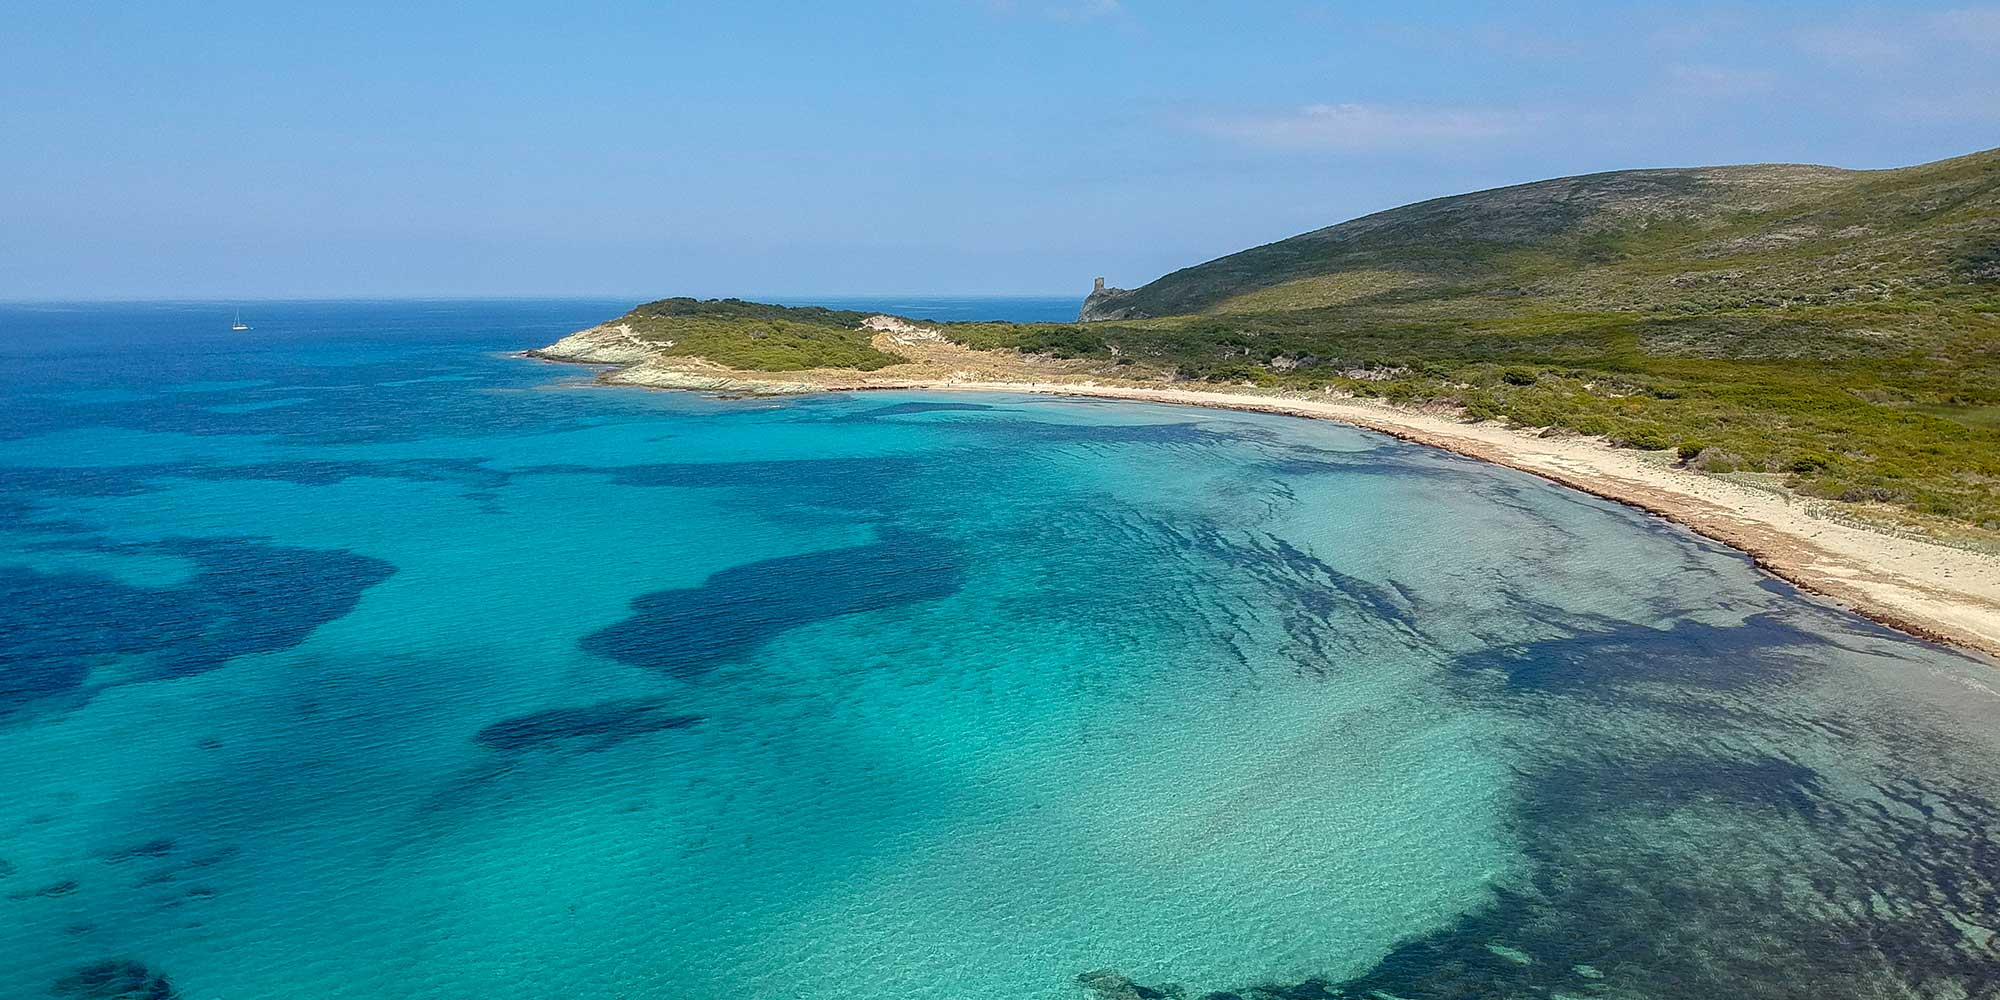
0, 291, 1090, 306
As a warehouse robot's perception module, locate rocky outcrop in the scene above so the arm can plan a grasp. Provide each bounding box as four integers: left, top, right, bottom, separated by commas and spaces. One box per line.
1078, 277, 1147, 321
523, 322, 827, 393
523, 323, 658, 366
522, 315, 927, 395
603, 368, 831, 395
860, 314, 946, 344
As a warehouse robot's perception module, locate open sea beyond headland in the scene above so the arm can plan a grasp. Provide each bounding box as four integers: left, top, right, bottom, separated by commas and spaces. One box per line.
2, 300, 1998, 999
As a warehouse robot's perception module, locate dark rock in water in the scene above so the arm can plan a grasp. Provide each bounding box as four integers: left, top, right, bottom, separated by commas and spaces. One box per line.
520, 454, 926, 516
1077, 970, 1185, 1000
1252, 982, 1339, 999
0, 538, 394, 720
52, 959, 178, 1000
104, 839, 175, 863
583, 529, 962, 678
0, 567, 148, 711
9, 878, 79, 900
0, 857, 14, 878
1089, 973, 1329, 1000
475, 698, 703, 752
839, 400, 999, 420
186, 848, 238, 868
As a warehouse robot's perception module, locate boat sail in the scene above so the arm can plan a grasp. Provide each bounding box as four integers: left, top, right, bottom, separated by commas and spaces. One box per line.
231, 311, 251, 331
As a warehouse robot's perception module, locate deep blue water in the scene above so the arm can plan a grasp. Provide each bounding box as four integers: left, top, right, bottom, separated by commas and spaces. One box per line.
3, 300, 1999, 999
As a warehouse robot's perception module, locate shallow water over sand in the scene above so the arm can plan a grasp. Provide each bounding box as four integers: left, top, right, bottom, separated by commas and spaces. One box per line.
2, 302, 1997, 999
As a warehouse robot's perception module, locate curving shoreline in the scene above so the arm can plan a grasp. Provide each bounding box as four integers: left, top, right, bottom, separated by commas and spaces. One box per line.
521, 333, 2000, 661
943, 382, 2000, 659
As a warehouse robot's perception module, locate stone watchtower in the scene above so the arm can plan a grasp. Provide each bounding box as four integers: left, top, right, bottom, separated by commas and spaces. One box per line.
1080, 276, 1141, 321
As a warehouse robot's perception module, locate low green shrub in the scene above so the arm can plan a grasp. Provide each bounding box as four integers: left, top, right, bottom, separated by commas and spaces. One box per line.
1612, 427, 1673, 450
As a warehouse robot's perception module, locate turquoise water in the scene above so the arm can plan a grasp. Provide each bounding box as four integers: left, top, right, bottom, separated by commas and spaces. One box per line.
3, 301, 1999, 999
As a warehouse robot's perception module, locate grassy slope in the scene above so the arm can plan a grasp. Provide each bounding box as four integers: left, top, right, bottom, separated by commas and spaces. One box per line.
1086, 149, 1996, 318
611, 297, 906, 371
592, 150, 1999, 530
1000, 148, 2000, 529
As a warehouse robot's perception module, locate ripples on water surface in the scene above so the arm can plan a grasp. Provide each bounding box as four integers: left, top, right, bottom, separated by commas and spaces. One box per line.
2, 301, 1997, 999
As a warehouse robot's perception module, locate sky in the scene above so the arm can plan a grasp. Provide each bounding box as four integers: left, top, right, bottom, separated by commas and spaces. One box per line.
2, 1, 1996, 300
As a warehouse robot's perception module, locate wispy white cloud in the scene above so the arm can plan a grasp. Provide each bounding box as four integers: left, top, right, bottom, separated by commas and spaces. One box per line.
1787, 4, 2000, 129
1933, 5, 2000, 41
1361, 22, 1589, 60
1051, 0, 1121, 20
1187, 103, 1538, 151
1798, 5, 2000, 65
980, 0, 1123, 21
1795, 26, 1913, 65
1645, 11, 1752, 50
1873, 86, 2000, 124
1663, 64, 1777, 99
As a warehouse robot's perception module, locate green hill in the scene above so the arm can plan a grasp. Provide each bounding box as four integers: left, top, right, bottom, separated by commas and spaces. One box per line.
1008, 149, 1998, 530
606, 297, 905, 371
573, 149, 2000, 531
1080, 148, 2000, 320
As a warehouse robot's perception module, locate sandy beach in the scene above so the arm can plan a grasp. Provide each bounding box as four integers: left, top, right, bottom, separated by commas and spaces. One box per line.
528, 323, 2000, 659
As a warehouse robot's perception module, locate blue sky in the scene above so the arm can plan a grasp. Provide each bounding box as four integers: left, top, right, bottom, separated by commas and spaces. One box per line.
2, 1, 1996, 299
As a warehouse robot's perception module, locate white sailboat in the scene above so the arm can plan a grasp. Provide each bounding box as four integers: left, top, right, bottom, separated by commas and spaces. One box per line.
231, 311, 251, 331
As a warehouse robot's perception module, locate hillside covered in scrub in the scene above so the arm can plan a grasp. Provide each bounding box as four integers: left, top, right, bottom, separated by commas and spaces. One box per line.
1042, 148, 1999, 528
550, 148, 2000, 531
592, 297, 906, 371
1079, 148, 1999, 320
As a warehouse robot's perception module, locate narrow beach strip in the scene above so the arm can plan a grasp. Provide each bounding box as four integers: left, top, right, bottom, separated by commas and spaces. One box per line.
521, 344, 2000, 660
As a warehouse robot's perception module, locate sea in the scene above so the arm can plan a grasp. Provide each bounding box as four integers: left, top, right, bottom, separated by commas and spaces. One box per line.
2, 299, 1997, 999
